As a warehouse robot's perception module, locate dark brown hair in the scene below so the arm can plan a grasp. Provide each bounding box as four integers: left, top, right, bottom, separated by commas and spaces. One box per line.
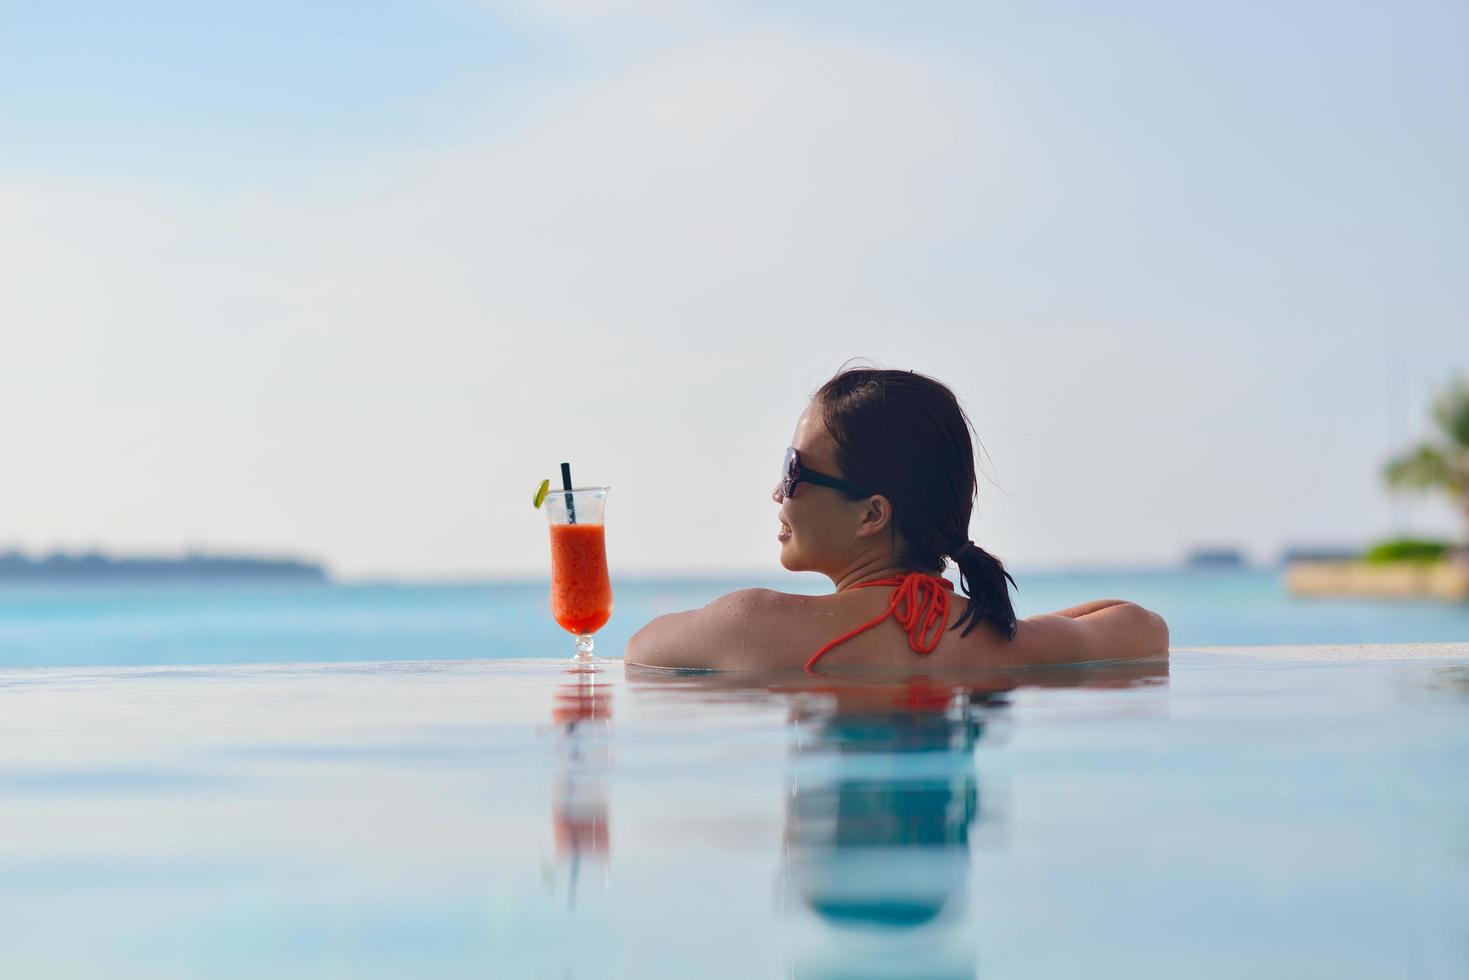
815, 367, 1017, 640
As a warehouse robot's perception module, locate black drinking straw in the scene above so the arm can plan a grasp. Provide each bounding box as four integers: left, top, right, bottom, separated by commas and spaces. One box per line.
560, 462, 576, 524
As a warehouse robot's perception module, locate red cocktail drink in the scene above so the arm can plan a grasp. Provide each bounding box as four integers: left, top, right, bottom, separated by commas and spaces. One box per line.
549, 523, 613, 635
542, 485, 612, 666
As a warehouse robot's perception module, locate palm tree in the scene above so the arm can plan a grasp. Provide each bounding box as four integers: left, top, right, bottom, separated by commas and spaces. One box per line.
1384, 376, 1469, 546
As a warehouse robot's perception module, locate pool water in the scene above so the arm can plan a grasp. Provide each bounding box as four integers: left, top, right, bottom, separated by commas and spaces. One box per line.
0, 647, 1465, 978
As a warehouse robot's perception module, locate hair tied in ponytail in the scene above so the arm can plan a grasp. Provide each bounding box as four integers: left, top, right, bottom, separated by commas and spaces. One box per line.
949, 541, 1019, 642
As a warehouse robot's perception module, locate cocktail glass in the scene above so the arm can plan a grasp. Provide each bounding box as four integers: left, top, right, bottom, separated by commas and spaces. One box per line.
544, 486, 613, 669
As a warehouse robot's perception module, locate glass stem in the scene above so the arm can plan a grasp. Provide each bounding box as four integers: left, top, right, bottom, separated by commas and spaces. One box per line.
574, 634, 595, 661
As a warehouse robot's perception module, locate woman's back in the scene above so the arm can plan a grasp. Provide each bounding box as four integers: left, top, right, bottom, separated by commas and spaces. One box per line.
626, 581, 1168, 672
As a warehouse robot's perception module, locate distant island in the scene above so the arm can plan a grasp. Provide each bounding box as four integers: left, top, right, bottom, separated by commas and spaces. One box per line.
0, 550, 329, 582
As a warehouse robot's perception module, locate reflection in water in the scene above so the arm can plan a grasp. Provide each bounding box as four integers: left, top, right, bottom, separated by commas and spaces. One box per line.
1427, 664, 1469, 697
784, 678, 995, 980
788, 683, 989, 926
627, 661, 1168, 979
550, 671, 612, 909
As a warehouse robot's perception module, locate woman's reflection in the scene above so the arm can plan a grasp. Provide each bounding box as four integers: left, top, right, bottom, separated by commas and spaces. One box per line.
786, 677, 991, 930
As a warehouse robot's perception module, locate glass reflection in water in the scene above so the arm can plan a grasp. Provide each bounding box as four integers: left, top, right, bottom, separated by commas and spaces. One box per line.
550, 672, 613, 909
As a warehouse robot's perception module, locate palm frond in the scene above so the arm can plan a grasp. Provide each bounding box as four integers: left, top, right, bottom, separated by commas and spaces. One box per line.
1386, 377, 1469, 510
1431, 378, 1469, 449
1383, 444, 1453, 491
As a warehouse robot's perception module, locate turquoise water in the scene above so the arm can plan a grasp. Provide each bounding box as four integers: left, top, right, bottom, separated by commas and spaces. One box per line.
2, 569, 1465, 975
0, 569, 1465, 667
0, 651, 1464, 978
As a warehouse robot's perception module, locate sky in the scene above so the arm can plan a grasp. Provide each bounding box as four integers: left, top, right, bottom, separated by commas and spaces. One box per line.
2, 0, 1467, 578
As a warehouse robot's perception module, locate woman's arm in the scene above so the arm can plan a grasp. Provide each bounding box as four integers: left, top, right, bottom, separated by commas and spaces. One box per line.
1048, 598, 1133, 619
1012, 601, 1169, 664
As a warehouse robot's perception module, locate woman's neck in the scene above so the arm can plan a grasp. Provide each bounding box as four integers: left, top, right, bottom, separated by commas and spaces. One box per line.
829, 553, 929, 593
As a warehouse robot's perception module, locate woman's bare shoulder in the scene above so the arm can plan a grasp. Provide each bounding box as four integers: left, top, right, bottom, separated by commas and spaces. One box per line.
625, 588, 827, 671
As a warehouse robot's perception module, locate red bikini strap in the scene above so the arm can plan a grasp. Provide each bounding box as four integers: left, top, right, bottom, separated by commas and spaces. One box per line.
804, 572, 954, 673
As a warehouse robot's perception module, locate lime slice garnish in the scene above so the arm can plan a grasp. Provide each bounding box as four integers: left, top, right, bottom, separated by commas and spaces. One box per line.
533, 479, 550, 509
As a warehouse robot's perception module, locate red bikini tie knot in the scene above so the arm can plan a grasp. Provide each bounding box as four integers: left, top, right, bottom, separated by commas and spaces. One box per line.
890, 572, 952, 655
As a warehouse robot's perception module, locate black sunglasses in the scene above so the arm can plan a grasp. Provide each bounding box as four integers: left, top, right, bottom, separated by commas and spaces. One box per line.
781, 446, 873, 499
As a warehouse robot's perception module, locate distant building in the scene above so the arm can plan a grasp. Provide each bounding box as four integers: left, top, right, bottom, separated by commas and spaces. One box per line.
1279, 545, 1361, 564
0, 550, 328, 582
1185, 547, 1246, 569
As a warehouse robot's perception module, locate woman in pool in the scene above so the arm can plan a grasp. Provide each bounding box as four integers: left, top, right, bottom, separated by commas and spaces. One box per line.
626, 368, 1169, 672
